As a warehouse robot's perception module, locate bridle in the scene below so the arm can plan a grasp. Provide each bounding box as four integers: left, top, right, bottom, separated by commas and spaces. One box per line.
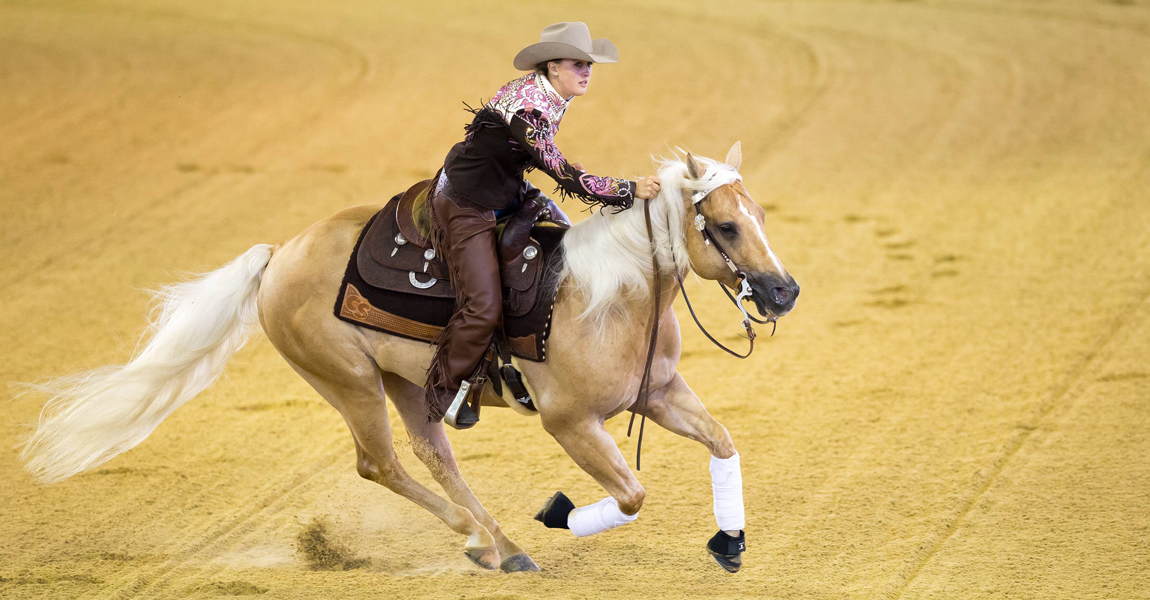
628, 168, 772, 469
682, 171, 778, 353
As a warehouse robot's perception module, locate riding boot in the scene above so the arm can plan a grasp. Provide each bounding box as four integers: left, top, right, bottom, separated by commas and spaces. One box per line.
424, 178, 502, 427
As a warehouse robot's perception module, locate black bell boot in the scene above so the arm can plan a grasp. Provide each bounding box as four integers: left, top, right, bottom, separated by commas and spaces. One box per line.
533, 491, 575, 529
707, 529, 746, 573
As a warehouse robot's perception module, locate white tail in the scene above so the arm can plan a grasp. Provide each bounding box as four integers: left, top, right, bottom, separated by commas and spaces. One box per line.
18, 244, 274, 484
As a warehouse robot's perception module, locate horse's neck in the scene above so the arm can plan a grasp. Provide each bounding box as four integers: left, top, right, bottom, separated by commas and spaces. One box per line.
557, 195, 687, 335
569, 197, 684, 272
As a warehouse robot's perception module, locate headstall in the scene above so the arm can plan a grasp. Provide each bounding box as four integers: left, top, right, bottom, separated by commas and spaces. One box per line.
680, 171, 775, 358
629, 169, 772, 470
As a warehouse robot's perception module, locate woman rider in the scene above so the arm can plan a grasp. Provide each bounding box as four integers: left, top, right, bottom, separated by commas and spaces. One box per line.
426, 22, 662, 429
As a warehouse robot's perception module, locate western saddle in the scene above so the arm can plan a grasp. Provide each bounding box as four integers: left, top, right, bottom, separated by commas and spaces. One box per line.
347, 175, 571, 415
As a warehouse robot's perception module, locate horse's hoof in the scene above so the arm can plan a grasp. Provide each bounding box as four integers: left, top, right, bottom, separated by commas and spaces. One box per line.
711, 552, 742, 573
463, 546, 500, 570
706, 530, 745, 573
500, 552, 540, 573
534, 491, 574, 529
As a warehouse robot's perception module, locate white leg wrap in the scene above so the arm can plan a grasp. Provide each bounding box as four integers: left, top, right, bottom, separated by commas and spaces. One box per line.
567, 497, 638, 538
710, 452, 745, 531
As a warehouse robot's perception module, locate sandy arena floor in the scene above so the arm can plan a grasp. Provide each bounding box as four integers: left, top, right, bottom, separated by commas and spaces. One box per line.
2, 1, 1148, 598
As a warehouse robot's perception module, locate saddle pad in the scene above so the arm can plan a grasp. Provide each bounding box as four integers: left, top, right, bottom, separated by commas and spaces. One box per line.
334, 210, 563, 362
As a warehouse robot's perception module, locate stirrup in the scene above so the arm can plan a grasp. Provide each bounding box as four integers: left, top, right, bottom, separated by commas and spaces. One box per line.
443, 348, 492, 430
444, 381, 478, 429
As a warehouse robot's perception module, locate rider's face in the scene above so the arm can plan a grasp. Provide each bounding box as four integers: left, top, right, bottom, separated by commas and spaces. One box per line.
548, 59, 593, 99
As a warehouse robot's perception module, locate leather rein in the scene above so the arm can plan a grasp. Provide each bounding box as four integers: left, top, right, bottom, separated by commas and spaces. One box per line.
627, 182, 771, 469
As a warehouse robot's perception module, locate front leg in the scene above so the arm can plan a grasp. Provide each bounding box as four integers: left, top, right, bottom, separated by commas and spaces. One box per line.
642, 371, 747, 572
535, 415, 646, 537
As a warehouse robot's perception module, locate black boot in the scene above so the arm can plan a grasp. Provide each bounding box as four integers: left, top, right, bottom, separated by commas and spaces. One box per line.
707, 529, 745, 573
534, 491, 575, 529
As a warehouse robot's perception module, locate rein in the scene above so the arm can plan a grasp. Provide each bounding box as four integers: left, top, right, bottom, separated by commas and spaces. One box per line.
673, 219, 761, 358
627, 181, 771, 469
675, 269, 756, 359
626, 198, 662, 471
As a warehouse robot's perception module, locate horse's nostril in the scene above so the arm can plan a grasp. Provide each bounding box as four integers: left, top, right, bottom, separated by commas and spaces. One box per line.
769, 286, 791, 305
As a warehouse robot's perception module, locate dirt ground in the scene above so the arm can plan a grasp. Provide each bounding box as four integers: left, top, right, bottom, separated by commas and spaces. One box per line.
2, 0, 1149, 598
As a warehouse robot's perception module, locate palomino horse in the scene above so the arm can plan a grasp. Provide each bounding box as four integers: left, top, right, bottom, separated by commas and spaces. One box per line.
20, 143, 798, 573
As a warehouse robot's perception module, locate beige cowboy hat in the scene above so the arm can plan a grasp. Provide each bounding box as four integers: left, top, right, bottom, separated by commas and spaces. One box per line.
513, 22, 619, 71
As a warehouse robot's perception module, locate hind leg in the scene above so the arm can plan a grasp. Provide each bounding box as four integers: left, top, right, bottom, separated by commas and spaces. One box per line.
281, 354, 501, 570
382, 372, 539, 572
256, 213, 497, 567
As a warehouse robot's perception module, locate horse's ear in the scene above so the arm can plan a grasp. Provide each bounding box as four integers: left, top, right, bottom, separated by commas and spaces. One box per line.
725, 141, 742, 171
686, 152, 703, 179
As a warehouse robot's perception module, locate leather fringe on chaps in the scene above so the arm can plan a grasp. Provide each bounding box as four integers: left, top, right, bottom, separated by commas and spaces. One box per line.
424, 202, 461, 423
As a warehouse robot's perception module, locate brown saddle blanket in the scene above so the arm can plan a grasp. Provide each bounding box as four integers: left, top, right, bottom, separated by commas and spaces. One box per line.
333, 178, 569, 362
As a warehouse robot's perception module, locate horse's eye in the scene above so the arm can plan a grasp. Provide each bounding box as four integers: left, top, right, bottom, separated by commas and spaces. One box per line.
718, 222, 739, 237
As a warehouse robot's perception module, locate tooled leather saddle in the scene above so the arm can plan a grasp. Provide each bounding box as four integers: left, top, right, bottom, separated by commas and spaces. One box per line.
333, 176, 570, 364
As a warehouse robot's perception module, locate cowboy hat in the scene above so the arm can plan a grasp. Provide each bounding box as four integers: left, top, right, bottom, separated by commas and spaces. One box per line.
513, 22, 619, 71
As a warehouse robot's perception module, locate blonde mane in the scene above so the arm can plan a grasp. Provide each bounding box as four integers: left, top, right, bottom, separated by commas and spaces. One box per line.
559, 154, 741, 333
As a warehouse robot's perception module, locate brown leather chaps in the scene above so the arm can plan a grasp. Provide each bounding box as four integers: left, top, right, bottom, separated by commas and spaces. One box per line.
424, 179, 501, 421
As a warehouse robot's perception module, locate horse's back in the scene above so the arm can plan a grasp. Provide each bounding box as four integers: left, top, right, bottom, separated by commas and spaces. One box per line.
295, 204, 379, 249
257, 205, 379, 349
269, 204, 377, 277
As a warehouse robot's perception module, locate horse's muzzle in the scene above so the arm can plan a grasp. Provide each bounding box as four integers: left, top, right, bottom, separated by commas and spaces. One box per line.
749, 273, 799, 318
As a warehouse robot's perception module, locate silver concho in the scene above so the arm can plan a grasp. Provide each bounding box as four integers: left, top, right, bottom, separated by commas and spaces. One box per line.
694, 214, 706, 231
409, 272, 437, 289
523, 245, 538, 260
395, 233, 407, 245
423, 248, 436, 260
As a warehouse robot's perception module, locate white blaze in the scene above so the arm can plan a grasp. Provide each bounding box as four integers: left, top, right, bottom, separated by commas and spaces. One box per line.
737, 196, 785, 276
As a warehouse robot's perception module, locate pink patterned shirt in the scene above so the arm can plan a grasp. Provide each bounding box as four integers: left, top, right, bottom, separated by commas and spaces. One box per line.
493, 73, 636, 206
443, 72, 636, 210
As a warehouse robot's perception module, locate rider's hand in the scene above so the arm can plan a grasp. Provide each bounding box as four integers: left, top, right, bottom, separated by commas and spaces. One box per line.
635, 176, 661, 200
571, 162, 586, 172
